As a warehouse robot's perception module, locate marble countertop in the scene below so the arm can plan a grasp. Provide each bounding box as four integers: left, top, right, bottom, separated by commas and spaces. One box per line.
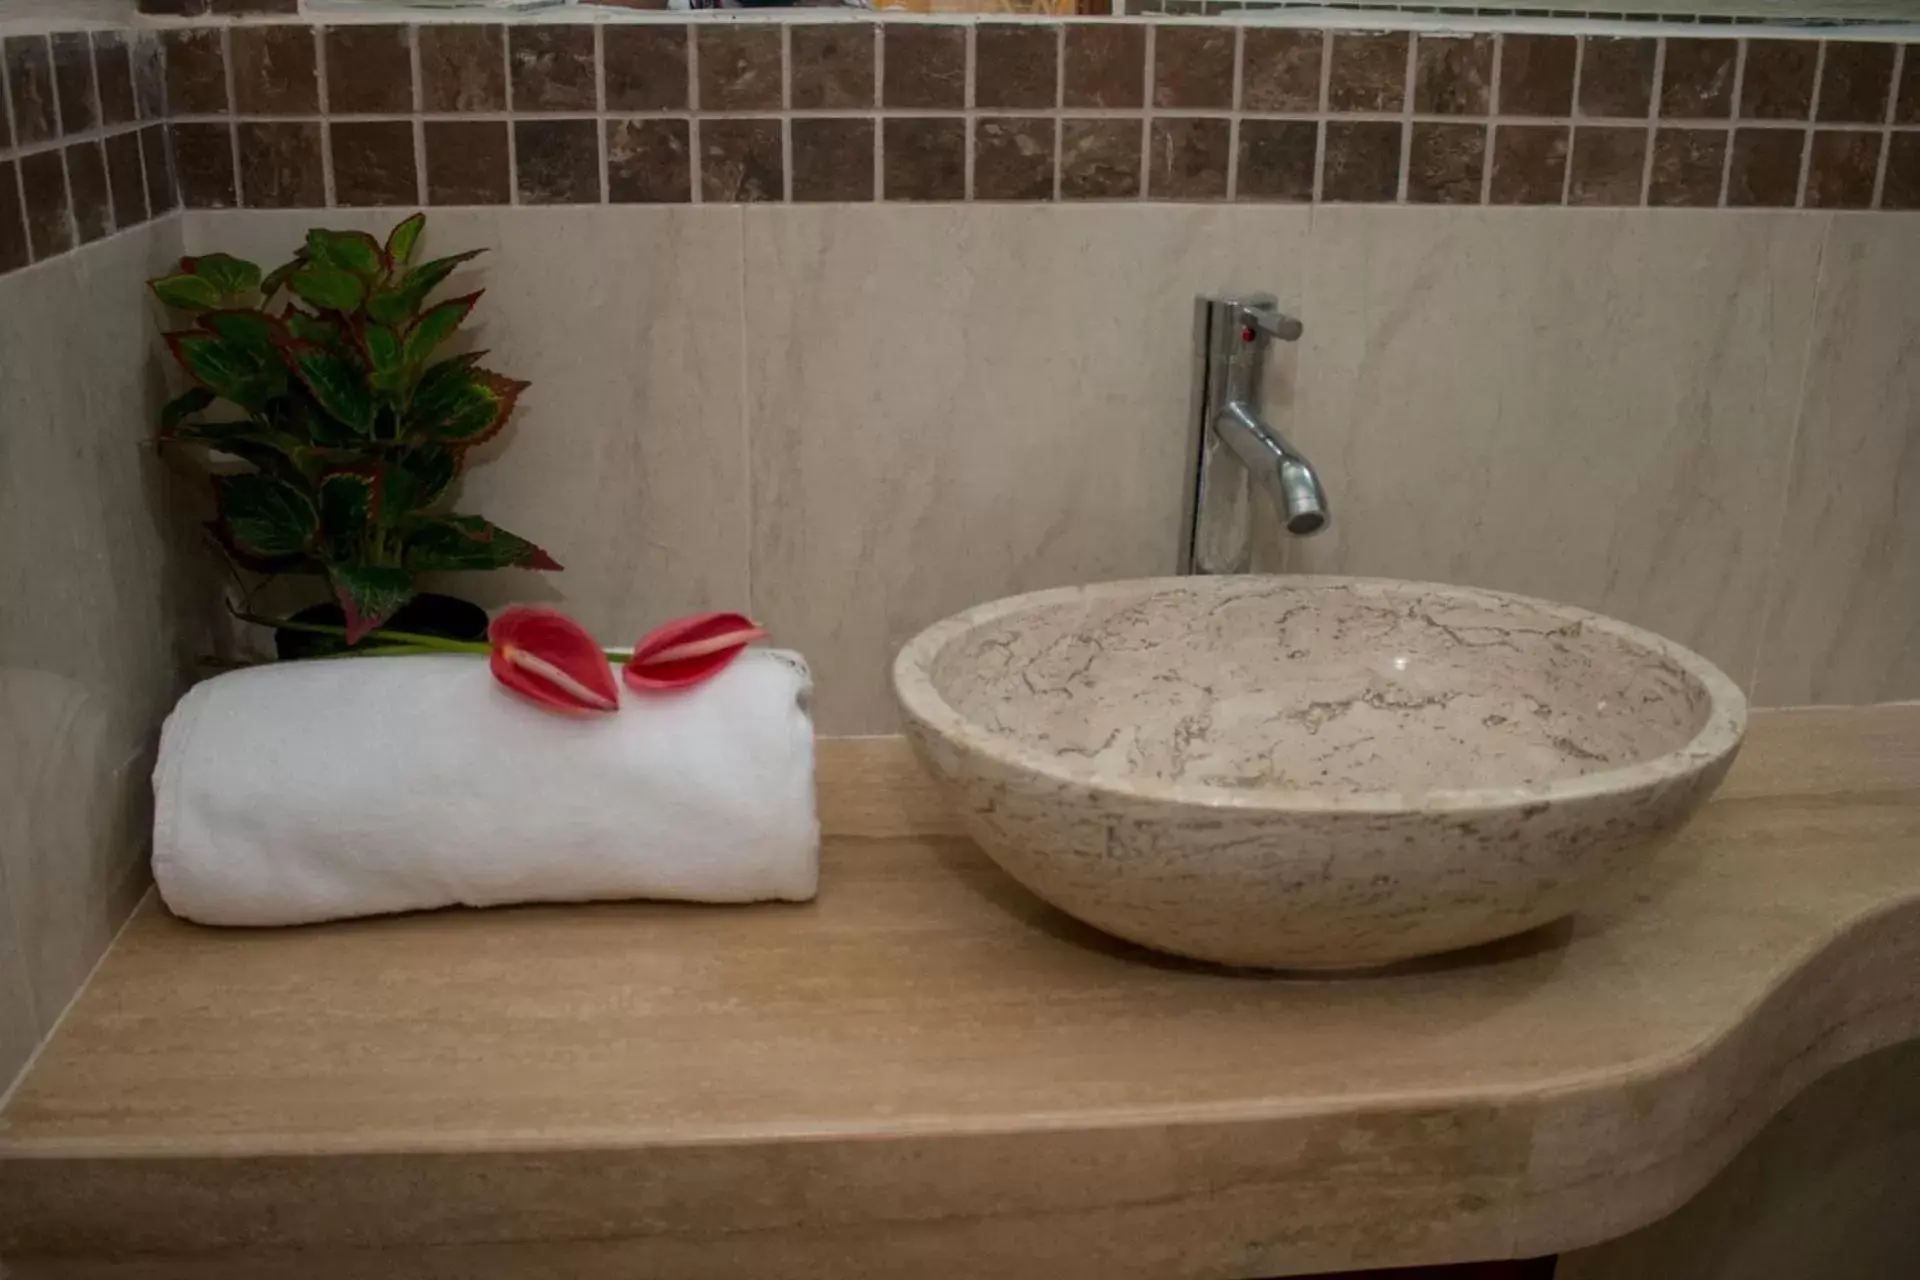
2, 706, 1918, 1278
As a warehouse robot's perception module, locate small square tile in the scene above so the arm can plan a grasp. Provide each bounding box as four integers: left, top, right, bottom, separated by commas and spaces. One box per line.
425, 120, 511, 206
165, 28, 229, 115
171, 121, 236, 208
52, 32, 97, 135
1579, 37, 1655, 119
1237, 119, 1316, 201
324, 25, 413, 115
93, 32, 138, 127
605, 25, 686, 112
791, 24, 873, 110
790, 117, 873, 202
1153, 26, 1233, 110
1726, 126, 1803, 206
421, 24, 507, 113
5, 36, 57, 145
1414, 35, 1490, 116
697, 27, 781, 111
1803, 128, 1879, 208
608, 118, 694, 203
1406, 121, 1485, 204
1815, 41, 1893, 124
513, 118, 599, 204
1321, 120, 1401, 202
1060, 118, 1141, 199
884, 117, 965, 201
1489, 124, 1568, 204
141, 124, 178, 214
1648, 127, 1726, 205
1568, 125, 1646, 205
1659, 37, 1735, 119
19, 149, 72, 259
977, 24, 1058, 110
881, 25, 965, 110
133, 33, 166, 121
1064, 24, 1144, 109
1739, 39, 1815, 120
1499, 34, 1575, 117
1328, 32, 1407, 113
510, 25, 597, 113
331, 120, 419, 207
1882, 131, 1920, 208
0, 163, 28, 273
974, 117, 1054, 201
1242, 28, 1321, 112
104, 131, 148, 227
1897, 44, 1919, 124
1147, 117, 1228, 199
239, 121, 323, 208
65, 141, 110, 242
231, 25, 318, 115
701, 118, 782, 203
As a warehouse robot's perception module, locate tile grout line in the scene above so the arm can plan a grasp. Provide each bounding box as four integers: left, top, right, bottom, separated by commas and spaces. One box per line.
504, 23, 521, 207
1561, 35, 1584, 204
87, 30, 114, 235
1871, 43, 1901, 209
1313, 28, 1329, 203
1481, 33, 1501, 203
1049, 24, 1062, 202
1226, 25, 1243, 201
779, 23, 792, 203
1792, 40, 1822, 208
1716, 39, 1746, 206
687, 23, 701, 206
1639, 35, 1662, 205
594, 23, 608, 204
410, 24, 426, 208
316, 23, 334, 208
1395, 31, 1413, 203
1139, 25, 1154, 198
871, 26, 884, 202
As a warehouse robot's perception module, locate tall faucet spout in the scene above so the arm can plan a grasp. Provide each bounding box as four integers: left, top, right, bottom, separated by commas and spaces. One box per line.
1215, 402, 1330, 537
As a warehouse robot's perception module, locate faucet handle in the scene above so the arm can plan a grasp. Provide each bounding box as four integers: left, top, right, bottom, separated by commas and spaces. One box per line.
1236, 302, 1304, 344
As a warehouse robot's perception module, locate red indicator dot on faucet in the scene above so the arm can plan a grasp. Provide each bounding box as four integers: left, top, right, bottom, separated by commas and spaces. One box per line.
1241, 325, 1257, 343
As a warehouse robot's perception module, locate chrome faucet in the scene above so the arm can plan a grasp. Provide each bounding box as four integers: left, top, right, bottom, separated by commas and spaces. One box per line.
1179, 292, 1328, 575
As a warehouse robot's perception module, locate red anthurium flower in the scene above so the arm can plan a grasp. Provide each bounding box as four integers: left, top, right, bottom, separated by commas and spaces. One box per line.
624, 613, 766, 692
489, 606, 620, 714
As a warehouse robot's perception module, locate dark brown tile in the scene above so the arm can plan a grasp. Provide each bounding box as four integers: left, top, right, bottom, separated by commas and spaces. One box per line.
1406, 121, 1485, 204
231, 25, 318, 115
790, 117, 872, 202
1241, 28, 1321, 112
1579, 37, 1655, 119
331, 120, 419, 207
1064, 24, 1143, 109
171, 121, 235, 208
133, 32, 165, 121
1883, 132, 1920, 208
1414, 35, 1490, 115
52, 32, 97, 135
421, 25, 508, 113
1499, 34, 1574, 117
1648, 127, 1726, 205
881, 25, 965, 110
791, 24, 873, 110
138, 0, 213, 11
5, 36, 57, 145
1659, 38, 1735, 119
93, 32, 137, 127
141, 124, 177, 214
604, 25, 686, 112
513, 118, 598, 204
164, 28, 228, 115
1726, 127, 1803, 206
697, 26, 781, 111
324, 25, 413, 115
19, 150, 71, 259
1489, 124, 1568, 204
104, 131, 147, 227
1321, 120, 1401, 202
510, 25, 596, 113
974, 117, 1054, 201
239, 121, 323, 208
700, 118, 781, 203
1804, 128, 1879, 208
1739, 39, 1815, 120
425, 120, 510, 205
1153, 26, 1233, 109
608, 118, 693, 203
1060, 118, 1141, 199
65, 142, 110, 242
884, 117, 964, 201
0, 163, 28, 274
1147, 117, 1228, 199
1328, 32, 1406, 113
1816, 42, 1893, 124
1568, 125, 1646, 205
1897, 44, 1919, 124
977, 24, 1057, 110
1237, 119, 1316, 200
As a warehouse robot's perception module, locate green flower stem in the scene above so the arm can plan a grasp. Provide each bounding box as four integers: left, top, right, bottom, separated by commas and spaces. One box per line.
232, 610, 636, 662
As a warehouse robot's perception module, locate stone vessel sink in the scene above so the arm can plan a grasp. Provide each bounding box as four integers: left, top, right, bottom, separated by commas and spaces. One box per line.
893, 577, 1747, 969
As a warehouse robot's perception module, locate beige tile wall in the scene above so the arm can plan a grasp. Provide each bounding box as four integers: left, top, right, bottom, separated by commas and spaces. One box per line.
0, 216, 212, 1086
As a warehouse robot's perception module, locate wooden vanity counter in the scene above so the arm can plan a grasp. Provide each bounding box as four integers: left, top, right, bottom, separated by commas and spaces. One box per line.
2, 707, 1918, 1279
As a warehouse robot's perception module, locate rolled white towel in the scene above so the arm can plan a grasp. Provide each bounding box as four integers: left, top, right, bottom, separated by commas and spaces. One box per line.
152, 648, 818, 927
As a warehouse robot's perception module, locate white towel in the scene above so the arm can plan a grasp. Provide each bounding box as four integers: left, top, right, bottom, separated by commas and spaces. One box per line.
152, 649, 818, 927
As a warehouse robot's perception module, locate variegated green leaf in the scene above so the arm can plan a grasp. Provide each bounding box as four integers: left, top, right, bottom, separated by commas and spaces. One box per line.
215, 473, 318, 558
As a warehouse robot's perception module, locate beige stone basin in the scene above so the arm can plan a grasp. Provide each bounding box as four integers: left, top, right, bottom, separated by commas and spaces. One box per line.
893, 576, 1747, 969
